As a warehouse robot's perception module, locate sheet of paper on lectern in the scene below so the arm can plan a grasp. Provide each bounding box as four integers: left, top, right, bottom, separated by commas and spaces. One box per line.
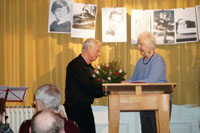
0, 86, 9, 99
6, 86, 28, 102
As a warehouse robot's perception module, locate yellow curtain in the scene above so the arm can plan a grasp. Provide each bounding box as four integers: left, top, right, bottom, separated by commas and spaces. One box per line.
0, 0, 200, 106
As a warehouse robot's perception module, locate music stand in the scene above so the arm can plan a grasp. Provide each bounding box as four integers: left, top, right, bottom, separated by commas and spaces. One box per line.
0, 86, 28, 102
0, 86, 28, 123
0, 86, 9, 100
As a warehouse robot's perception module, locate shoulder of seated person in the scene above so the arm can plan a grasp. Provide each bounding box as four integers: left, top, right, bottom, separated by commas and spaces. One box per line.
64, 119, 80, 129
19, 120, 31, 133
22, 119, 31, 124
64, 119, 80, 132
64, 119, 78, 125
20, 119, 31, 127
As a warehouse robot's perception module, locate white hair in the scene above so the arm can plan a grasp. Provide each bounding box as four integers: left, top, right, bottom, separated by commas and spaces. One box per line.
82, 38, 101, 53
138, 31, 156, 50
35, 84, 61, 110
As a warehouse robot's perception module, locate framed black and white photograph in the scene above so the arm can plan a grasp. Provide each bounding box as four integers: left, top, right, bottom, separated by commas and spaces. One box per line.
131, 10, 152, 44
71, 3, 97, 38
175, 8, 198, 43
196, 5, 200, 40
102, 8, 127, 43
152, 10, 175, 44
48, 0, 73, 34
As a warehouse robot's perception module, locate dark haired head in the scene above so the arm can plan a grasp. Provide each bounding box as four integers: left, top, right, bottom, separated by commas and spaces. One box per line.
51, 0, 70, 14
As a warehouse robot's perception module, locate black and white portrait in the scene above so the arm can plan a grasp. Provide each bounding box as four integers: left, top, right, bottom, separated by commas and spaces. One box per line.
175, 8, 198, 43
153, 10, 175, 44
71, 3, 97, 38
102, 8, 127, 42
48, 0, 73, 33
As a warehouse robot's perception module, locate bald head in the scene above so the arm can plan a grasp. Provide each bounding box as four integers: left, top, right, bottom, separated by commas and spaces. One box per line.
31, 110, 64, 133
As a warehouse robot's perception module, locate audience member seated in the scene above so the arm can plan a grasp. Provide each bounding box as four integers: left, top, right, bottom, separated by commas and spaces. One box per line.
30, 109, 65, 133
0, 98, 13, 133
19, 84, 80, 133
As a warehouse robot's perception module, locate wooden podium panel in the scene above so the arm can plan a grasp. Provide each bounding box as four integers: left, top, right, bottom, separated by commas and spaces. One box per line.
103, 83, 176, 133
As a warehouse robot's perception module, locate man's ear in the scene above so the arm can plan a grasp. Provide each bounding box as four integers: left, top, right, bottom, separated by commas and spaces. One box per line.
29, 127, 31, 133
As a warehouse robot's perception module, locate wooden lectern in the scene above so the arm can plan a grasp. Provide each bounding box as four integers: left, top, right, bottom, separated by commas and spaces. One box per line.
103, 83, 176, 133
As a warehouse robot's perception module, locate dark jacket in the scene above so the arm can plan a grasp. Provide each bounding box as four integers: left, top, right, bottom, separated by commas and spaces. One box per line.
65, 54, 104, 105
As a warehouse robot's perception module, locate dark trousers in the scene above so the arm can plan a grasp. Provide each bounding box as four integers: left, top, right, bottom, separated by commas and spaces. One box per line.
140, 100, 172, 133
64, 102, 96, 133
140, 111, 157, 133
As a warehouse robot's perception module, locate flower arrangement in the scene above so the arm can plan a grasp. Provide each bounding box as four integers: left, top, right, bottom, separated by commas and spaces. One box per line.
91, 61, 126, 83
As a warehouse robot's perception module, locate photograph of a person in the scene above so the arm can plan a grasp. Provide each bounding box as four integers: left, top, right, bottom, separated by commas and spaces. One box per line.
71, 3, 97, 38
196, 5, 200, 40
131, 10, 152, 44
175, 8, 198, 43
48, 0, 73, 33
102, 8, 127, 42
153, 10, 175, 44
